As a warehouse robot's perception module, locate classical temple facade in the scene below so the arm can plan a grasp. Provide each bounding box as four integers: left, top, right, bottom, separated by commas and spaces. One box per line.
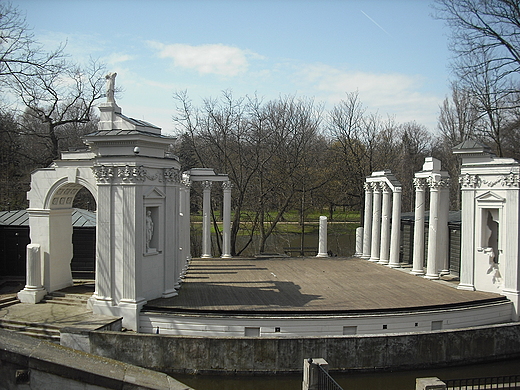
17, 74, 232, 329
15, 74, 520, 333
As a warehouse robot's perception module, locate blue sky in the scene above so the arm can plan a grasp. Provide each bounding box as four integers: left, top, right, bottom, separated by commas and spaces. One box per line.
12, 0, 452, 135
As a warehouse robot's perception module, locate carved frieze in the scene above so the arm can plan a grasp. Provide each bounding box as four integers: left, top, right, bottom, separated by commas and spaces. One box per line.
92, 165, 114, 183
162, 168, 181, 183
459, 172, 520, 188
118, 165, 159, 182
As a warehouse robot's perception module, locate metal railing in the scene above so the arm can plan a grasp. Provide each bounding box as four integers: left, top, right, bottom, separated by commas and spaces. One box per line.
446, 375, 520, 389
317, 364, 344, 390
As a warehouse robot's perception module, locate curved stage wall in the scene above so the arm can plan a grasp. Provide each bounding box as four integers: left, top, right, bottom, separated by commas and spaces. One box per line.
140, 298, 512, 337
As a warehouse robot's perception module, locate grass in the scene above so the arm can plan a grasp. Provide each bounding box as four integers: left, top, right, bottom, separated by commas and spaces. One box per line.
190, 209, 361, 224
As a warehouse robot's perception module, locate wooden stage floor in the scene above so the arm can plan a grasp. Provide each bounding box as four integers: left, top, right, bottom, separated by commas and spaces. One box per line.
145, 257, 505, 314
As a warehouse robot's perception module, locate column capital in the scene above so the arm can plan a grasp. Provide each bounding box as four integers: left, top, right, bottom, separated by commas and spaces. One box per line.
222, 180, 233, 190
202, 180, 213, 190
427, 176, 450, 190
380, 182, 391, 193
370, 181, 381, 192
413, 177, 426, 190
363, 182, 373, 192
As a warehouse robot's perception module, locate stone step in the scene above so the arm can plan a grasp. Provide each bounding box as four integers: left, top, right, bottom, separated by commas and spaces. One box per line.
0, 318, 61, 343
41, 292, 91, 306
0, 295, 19, 309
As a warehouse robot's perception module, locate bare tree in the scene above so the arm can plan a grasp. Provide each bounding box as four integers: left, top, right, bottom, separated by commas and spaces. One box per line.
327, 92, 382, 222
0, 1, 64, 85
434, 0, 520, 86
173, 92, 323, 255
9, 59, 106, 166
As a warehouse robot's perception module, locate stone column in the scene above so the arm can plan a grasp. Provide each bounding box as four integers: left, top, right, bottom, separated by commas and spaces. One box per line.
378, 183, 391, 264
17, 244, 47, 304
317, 216, 328, 257
458, 174, 477, 290
354, 226, 364, 257
439, 182, 451, 275
180, 178, 191, 280
201, 180, 212, 258
425, 176, 441, 279
361, 183, 373, 259
221, 181, 232, 258
411, 178, 426, 275
388, 186, 402, 268
369, 182, 382, 262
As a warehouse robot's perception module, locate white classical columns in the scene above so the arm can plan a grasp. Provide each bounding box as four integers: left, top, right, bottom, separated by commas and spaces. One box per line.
201, 180, 213, 258
411, 178, 426, 275
361, 183, 373, 259
361, 171, 402, 267
184, 169, 232, 259
221, 181, 233, 258
411, 158, 450, 279
369, 183, 382, 262
378, 183, 392, 264
388, 187, 402, 268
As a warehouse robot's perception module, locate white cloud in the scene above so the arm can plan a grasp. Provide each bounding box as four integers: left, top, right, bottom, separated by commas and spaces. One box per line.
104, 52, 134, 65
296, 64, 442, 129
148, 41, 254, 76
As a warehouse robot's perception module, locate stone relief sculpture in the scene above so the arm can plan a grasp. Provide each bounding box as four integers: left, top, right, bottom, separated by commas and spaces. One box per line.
146, 210, 154, 250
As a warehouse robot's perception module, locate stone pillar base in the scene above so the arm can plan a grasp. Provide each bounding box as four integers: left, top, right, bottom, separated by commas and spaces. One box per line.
91, 296, 146, 331
424, 273, 440, 280
162, 289, 178, 299
411, 269, 425, 276
17, 287, 47, 304
457, 283, 475, 291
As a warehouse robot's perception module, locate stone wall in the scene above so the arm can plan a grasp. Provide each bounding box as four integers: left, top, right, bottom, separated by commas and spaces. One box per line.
89, 322, 520, 374
0, 329, 192, 390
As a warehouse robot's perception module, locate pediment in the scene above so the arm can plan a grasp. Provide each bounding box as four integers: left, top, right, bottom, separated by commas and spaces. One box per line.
143, 187, 165, 199
476, 191, 505, 203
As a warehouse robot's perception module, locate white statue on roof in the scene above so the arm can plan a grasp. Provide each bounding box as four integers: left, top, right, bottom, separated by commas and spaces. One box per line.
105, 72, 117, 103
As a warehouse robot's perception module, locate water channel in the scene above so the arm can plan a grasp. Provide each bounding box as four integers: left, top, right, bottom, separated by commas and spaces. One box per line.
174, 358, 520, 390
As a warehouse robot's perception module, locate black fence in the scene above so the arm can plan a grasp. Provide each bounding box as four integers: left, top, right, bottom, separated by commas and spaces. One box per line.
446, 375, 520, 389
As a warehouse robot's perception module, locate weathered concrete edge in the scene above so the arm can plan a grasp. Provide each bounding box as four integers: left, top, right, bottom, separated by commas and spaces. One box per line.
0, 329, 193, 390
88, 322, 520, 375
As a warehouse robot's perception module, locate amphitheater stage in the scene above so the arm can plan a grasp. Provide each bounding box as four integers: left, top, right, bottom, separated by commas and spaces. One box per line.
140, 257, 513, 336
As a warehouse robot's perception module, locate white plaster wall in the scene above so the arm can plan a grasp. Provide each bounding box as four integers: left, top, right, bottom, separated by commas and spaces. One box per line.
140, 300, 513, 337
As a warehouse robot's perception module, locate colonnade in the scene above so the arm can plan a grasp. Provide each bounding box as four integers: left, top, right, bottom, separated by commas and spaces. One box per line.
184, 168, 232, 259
361, 171, 402, 267
410, 158, 450, 279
